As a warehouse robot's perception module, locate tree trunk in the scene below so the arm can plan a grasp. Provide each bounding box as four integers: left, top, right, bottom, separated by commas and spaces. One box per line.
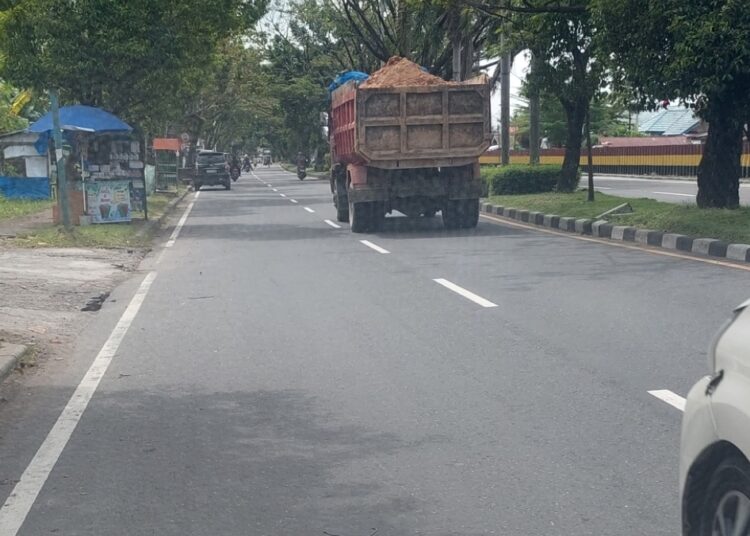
696, 108, 742, 208
529, 91, 540, 165
559, 99, 586, 192
585, 106, 594, 202
500, 43, 511, 165
451, 35, 462, 81
461, 34, 474, 80
528, 53, 540, 165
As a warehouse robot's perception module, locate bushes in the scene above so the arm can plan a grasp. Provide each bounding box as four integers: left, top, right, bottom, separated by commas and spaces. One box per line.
481, 165, 578, 195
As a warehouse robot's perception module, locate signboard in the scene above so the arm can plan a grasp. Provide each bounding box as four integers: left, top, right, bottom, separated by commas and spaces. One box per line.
86, 180, 131, 223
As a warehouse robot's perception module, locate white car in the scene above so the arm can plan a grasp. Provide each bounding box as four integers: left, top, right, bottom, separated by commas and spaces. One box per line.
680, 298, 750, 536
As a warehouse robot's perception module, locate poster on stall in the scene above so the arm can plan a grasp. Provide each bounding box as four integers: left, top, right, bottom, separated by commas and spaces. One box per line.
86, 180, 132, 223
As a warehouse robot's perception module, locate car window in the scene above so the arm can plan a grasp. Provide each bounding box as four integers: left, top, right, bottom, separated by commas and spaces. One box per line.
197, 154, 225, 165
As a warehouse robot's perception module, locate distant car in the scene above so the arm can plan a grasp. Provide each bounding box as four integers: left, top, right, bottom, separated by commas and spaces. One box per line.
194, 151, 231, 190
680, 298, 750, 535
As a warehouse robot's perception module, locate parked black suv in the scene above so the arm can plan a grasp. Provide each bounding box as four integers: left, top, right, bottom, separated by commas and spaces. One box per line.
194, 151, 231, 190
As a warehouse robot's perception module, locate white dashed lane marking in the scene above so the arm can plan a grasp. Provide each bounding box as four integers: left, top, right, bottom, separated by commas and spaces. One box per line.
359, 240, 390, 254
432, 278, 497, 308
648, 390, 686, 412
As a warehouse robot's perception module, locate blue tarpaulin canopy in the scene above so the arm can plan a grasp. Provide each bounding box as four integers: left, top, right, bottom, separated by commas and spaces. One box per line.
28, 105, 132, 155
28, 105, 132, 134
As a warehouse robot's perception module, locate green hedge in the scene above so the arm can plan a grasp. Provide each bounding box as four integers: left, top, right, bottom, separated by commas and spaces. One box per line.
481, 165, 578, 195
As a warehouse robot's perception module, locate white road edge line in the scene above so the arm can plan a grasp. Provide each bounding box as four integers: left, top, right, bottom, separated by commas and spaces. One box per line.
652, 191, 695, 198
596, 186, 613, 190
433, 278, 498, 308
648, 389, 686, 412
304, 207, 315, 213
324, 219, 341, 229
0, 271, 158, 536
290, 199, 299, 204
165, 192, 198, 247
360, 240, 390, 254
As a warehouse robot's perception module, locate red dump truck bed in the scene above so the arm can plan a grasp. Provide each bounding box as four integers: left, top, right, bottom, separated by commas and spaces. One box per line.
331, 79, 491, 169
327, 63, 491, 233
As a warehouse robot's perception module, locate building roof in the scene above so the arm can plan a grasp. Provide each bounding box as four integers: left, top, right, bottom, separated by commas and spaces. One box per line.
638, 108, 700, 136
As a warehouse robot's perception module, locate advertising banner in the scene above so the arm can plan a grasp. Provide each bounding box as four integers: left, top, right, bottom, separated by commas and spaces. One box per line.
86, 180, 131, 223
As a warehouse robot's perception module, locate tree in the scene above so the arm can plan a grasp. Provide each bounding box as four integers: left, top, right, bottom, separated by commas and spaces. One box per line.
0, 0, 268, 135
338, 0, 492, 79
479, 1, 603, 191
0, 82, 30, 134
512, 89, 629, 148
520, 3, 601, 191
594, 0, 750, 208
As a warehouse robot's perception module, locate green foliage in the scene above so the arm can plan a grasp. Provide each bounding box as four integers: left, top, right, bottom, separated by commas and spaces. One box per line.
0, 0, 268, 135
495, 1, 602, 192
0, 81, 30, 134
512, 91, 629, 148
482, 165, 574, 195
594, 0, 750, 208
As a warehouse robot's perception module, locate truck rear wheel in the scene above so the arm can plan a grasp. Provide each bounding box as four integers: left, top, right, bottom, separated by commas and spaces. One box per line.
442, 199, 479, 230
349, 200, 372, 233
336, 202, 349, 223
333, 168, 349, 222
460, 198, 479, 228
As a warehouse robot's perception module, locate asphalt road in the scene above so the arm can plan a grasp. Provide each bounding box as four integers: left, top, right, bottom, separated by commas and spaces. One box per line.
593, 174, 750, 205
1, 166, 749, 535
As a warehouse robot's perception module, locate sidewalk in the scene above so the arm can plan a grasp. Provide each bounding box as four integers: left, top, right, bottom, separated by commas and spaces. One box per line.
0, 191, 188, 384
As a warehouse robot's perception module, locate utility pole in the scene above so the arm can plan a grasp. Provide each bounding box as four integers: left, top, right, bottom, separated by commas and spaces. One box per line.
585, 105, 595, 202
528, 54, 540, 165
50, 90, 71, 230
500, 44, 511, 166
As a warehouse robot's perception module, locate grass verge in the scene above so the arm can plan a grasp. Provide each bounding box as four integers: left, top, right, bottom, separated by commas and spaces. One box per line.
487, 191, 750, 244
0, 196, 53, 220
11, 189, 185, 248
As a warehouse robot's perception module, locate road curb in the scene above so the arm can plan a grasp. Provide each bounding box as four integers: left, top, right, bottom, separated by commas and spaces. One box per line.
0, 342, 27, 385
135, 189, 190, 239
480, 202, 750, 264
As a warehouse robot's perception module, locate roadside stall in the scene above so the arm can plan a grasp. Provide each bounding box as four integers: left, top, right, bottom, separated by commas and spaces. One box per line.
28, 105, 147, 224
152, 137, 180, 192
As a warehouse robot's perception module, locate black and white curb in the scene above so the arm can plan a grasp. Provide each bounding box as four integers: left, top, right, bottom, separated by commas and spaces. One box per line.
481, 202, 750, 263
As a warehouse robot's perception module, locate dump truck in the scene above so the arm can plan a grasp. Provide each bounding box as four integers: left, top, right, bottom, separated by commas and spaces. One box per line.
328, 58, 491, 232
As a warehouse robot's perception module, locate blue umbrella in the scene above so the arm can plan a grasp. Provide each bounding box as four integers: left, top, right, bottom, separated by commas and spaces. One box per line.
28, 104, 132, 134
